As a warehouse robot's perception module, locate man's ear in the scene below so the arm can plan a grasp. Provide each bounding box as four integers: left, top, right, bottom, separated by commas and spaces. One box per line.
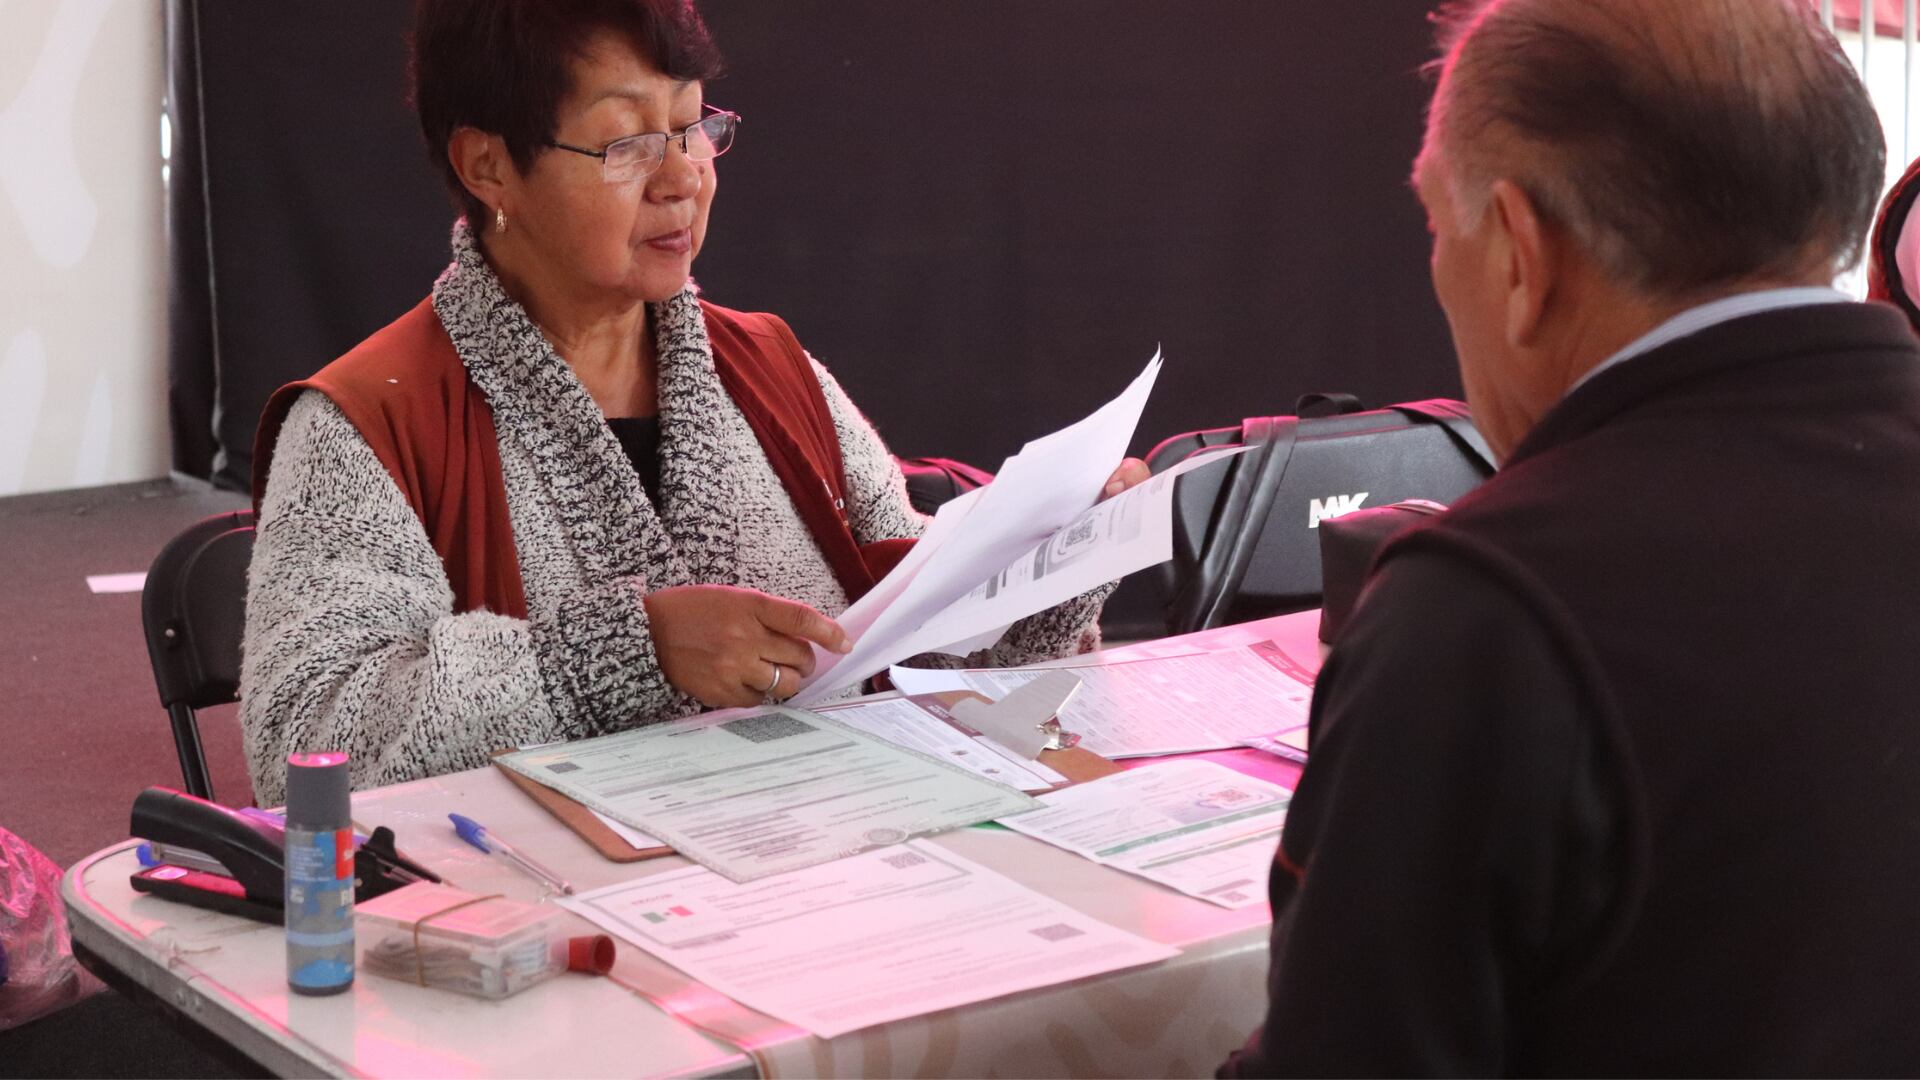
1487, 178, 1554, 348
447, 127, 515, 216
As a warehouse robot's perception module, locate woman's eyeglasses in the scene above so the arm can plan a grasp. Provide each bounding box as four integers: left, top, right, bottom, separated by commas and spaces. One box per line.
547, 106, 739, 184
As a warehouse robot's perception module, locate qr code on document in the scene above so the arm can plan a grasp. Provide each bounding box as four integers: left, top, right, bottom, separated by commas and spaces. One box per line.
720, 712, 817, 743
881, 851, 927, 870
1028, 923, 1086, 942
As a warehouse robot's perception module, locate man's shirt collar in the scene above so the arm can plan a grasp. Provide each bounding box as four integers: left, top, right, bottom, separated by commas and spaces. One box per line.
1565, 286, 1853, 399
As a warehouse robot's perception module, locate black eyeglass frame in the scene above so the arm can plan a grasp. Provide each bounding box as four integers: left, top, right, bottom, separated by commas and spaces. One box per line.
546, 105, 739, 182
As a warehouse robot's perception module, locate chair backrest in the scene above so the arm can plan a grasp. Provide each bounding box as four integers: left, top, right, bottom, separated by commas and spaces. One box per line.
897, 456, 994, 516
1148, 398, 1494, 635
141, 510, 255, 800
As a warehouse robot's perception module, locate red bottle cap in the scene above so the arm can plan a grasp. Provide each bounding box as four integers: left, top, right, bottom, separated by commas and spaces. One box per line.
568, 934, 615, 975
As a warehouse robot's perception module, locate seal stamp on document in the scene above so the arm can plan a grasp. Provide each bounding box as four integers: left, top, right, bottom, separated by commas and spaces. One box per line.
863, 827, 909, 845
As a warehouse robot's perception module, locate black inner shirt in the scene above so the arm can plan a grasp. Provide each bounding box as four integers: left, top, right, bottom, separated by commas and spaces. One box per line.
605, 415, 662, 503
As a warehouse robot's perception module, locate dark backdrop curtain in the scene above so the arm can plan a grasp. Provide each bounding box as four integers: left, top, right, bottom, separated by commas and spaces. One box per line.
166, 0, 1457, 630
166, 0, 450, 488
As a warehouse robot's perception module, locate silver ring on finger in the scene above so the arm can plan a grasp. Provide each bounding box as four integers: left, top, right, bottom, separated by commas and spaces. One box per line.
758, 662, 783, 699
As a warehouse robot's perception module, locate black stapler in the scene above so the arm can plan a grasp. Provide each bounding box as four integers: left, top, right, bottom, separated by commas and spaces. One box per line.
129, 787, 440, 924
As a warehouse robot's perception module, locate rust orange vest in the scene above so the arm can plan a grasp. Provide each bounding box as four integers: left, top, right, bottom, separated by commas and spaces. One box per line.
252, 298, 912, 619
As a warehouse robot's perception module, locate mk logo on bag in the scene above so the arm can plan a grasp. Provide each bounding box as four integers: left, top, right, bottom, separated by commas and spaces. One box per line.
1308, 492, 1369, 528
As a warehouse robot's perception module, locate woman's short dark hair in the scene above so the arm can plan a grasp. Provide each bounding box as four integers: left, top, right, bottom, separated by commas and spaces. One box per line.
411, 0, 723, 225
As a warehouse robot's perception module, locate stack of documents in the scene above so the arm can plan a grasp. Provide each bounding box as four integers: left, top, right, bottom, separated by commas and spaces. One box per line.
496, 708, 1037, 882
792, 353, 1247, 704
997, 760, 1289, 909
795, 353, 1163, 702
560, 842, 1179, 1038
888, 641, 1315, 760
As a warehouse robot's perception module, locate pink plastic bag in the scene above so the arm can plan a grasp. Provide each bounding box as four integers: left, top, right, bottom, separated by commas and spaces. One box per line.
0, 827, 103, 1031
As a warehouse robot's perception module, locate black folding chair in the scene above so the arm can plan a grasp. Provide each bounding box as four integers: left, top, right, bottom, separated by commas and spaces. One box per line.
140, 510, 255, 801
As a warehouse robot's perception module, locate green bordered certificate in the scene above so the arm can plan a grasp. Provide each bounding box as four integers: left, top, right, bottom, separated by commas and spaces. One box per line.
497, 707, 1040, 882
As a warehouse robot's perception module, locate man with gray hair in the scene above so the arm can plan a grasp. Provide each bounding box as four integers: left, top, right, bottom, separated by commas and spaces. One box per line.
1222, 1, 1920, 1074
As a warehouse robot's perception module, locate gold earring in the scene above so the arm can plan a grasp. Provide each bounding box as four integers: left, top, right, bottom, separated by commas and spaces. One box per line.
494, 206, 507, 234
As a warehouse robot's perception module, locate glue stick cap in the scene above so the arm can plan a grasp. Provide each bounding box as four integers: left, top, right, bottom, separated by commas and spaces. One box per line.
568, 934, 615, 975
285, 751, 350, 828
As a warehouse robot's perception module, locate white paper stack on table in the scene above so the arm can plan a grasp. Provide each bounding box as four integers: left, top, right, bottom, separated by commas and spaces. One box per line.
888, 640, 1316, 760
791, 352, 1247, 705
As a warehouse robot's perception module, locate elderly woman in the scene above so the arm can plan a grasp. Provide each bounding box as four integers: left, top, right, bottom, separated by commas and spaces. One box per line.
238, 0, 1144, 805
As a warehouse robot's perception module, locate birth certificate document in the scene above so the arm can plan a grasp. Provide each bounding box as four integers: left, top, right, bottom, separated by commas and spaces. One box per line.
497, 708, 1040, 882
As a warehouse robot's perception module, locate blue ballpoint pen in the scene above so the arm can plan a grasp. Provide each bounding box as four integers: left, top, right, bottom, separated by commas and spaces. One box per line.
448, 813, 575, 895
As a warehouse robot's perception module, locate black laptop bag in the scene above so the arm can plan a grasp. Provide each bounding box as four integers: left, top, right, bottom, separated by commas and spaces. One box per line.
1148, 395, 1495, 634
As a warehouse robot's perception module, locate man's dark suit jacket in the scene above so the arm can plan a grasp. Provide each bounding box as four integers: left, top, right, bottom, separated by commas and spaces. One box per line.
1223, 300, 1920, 1076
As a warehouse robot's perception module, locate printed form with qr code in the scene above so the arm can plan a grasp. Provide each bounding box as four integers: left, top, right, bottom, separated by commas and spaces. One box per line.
996, 759, 1290, 909
557, 842, 1178, 1039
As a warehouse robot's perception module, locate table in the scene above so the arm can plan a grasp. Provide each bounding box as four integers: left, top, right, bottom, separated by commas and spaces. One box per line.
63, 610, 1324, 1078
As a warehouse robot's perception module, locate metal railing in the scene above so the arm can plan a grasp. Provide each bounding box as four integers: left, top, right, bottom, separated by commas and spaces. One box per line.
1821, 0, 1916, 163
1818, 1, 1911, 293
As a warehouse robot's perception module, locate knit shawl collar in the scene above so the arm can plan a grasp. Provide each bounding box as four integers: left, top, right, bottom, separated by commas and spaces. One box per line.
428, 219, 742, 590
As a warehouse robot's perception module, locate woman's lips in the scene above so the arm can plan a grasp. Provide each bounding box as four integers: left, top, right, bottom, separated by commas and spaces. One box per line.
645, 228, 692, 254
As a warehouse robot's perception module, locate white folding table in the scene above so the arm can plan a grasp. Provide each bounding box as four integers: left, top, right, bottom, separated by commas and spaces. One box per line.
63, 610, 1322, 1078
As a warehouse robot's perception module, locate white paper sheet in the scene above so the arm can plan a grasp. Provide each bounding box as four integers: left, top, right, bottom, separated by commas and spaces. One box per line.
586, 810, 664, 850
887, 641, 1315, 759
496, 708, 1038, 882
927, 620, 1015, 658
559, 841, 1179, 1038
822, 696, 1068, 792
1240, 726, 1310, 764
997, 760, 1289, 908
796, 352, 1164, 703
85, 571, 146, 594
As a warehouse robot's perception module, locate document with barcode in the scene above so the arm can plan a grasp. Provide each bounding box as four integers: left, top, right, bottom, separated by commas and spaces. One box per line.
559, 841, 1178, 1038
997, 760, 1290, 909
795, 352, 1177, 704
496, 708, 1038, 882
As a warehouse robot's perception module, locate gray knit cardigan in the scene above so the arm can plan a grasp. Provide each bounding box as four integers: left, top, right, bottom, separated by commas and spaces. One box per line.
239, 223, 1110, 806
